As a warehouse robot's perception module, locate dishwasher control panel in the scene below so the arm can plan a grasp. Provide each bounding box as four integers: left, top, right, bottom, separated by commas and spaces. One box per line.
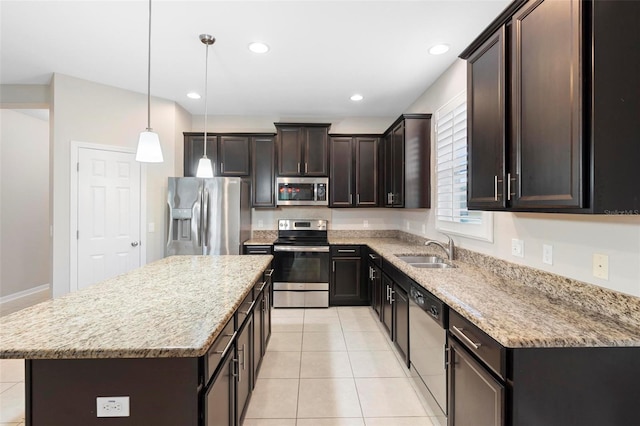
409, 286, 446, 327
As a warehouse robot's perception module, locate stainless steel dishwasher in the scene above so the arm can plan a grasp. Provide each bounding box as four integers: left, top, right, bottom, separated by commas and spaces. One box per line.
409, 285, 447, 426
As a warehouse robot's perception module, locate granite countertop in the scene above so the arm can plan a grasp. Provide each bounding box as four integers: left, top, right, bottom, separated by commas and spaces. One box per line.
244, 238, 276, 245
0, 255, 272, 359
330, 237, 640, 349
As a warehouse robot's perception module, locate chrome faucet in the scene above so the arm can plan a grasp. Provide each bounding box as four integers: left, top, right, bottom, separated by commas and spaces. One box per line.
425, 234, 455, 260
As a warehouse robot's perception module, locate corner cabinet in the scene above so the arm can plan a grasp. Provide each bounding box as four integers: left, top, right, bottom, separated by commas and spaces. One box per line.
462, 0, 640, 213
381, 115, 431, 208
329, 135, 379, 207
275, 123, 330, 177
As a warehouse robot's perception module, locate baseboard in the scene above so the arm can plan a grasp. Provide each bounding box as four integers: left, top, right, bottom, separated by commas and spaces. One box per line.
0, 283, 51, 316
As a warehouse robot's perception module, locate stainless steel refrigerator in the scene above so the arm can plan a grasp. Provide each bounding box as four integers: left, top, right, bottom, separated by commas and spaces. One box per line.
166, 177, 251, 256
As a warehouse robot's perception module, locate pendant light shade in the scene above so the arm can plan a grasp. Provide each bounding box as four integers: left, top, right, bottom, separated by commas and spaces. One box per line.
195, 34, 216, 178
136, 0, 164, 163
136, 131, 163, 162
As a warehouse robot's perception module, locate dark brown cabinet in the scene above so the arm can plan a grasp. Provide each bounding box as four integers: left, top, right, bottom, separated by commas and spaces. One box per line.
393, 283, 409, 367
251, 136, 276, 207
203, 348, 235, 426
381, 115, 431, 208
467, 27, 507, 209
330, 246, 368, 306
329, 135, 379, 207
218, 136, 250, 176
381, 274, 393, 338
462, 0, 640, 213
184, 133, 255, 177
275, 123, 330, 176
236, 315, 253, 424
368, 251, 383, 317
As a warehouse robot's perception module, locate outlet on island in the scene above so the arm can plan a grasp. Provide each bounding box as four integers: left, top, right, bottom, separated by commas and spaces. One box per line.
96, 396, 130, 418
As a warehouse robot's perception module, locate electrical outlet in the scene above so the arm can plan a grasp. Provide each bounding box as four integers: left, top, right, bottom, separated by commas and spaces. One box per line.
422, 224, 426, 234
511, 239, 524, 258
542, 244, 553, 265
96, 396, 130, 417
363, 220, 369, 228
593, 253, 609, 280
405, 220, 410, 230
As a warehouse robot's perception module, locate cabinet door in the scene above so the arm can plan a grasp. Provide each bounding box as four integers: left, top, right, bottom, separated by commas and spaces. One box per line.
511, 0, 583, 209
383, 134, 393, 206
331, 257, 362, 305
391, 123, 404, 206
449, 339, 504, 426
263, 281, 272, 345
218, 136, 250, 176
204, 348, 235, 426
184, 134, 217, 177
393, 284, 409, 368
381, 275, 393, 338
304, 127, 329, 176
467, 27, 507, 210
278, 127, 303, 176
251, 137, 276, 207
355, 137, 378, 206
372, 264, 382, 318
236, 316, 253, 423
253, 291, 264, 384
330, 137, 354, 206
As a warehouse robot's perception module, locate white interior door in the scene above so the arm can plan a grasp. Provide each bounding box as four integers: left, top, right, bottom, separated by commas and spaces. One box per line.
77, 148, 141, 290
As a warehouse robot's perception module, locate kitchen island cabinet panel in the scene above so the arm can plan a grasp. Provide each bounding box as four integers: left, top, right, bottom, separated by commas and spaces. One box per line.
29, 358, 199, 426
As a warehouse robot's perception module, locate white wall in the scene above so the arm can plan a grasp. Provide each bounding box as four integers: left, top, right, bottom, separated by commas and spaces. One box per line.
252, 207, 395, 231
0, 109, 51, 297
399, 59, 640, 297
50, 74, 189, 297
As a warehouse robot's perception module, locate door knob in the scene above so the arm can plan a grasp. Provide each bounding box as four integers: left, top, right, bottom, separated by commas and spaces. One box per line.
131, 241, 139, 247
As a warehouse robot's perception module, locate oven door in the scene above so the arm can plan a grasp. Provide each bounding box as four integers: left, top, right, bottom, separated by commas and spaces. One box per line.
272, 246, 330, 283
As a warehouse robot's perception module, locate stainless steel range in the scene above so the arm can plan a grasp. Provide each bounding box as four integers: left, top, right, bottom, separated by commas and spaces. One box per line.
272, 219, 329, 308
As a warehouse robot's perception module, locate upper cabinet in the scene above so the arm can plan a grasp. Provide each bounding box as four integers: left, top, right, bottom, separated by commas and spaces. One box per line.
183, 133, 268, 179
382, 114, 431, 208
462, 0, 640, 213
329, 135, 379, 207
275, 123, 330, 176
251, 136, 276, 208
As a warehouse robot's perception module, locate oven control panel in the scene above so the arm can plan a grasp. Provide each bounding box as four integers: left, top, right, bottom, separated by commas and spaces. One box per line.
278, 219, 327, 231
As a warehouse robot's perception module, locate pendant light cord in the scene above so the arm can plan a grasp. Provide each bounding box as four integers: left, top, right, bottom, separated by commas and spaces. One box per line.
203, 41, 209, 157
147, 0, 152, 131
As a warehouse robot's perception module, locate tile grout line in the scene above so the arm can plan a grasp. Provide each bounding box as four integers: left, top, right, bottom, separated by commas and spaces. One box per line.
340, 308, 367, 424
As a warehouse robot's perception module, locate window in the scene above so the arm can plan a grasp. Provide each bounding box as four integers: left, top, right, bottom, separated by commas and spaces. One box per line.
435, 91, 493, 242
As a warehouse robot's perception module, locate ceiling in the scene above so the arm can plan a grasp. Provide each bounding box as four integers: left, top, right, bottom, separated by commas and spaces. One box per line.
1, 0, 510, 118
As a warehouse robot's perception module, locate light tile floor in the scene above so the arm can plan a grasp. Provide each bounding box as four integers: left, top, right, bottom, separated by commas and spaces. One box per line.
0, 306, 437, 426
244, 306, 437, 426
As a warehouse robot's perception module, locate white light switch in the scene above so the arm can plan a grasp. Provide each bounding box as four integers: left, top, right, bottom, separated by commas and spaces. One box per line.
593, 253, 609, 280
148, 222, 155, 233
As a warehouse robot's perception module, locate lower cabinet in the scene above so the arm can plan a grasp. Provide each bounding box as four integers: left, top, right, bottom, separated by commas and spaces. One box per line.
381, 274, 393, 338
393, 283, 409, 368
368, 258, 383, 317
330, 246, 368, 306
236, 315, 253, 423
203, 347, 236, 426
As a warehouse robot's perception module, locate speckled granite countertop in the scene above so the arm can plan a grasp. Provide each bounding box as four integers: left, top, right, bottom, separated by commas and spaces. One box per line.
0, 255, 272, 359
244, 238, 276, 245
330, 237, 640, 349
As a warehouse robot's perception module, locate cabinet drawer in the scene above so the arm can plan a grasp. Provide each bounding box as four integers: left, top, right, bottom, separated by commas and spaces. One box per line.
237, 290, 255, 329
204, 317, 235, 386
449, 309, 505, 380
244, 245, 273, 255
331, 245, 361, 257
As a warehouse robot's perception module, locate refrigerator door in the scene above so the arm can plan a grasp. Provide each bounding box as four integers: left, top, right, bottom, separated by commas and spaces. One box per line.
202, 177, 247, 255
166, 177, 203, 255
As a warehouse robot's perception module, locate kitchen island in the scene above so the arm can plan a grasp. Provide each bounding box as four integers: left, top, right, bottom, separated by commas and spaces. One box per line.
0, 255, 273, 425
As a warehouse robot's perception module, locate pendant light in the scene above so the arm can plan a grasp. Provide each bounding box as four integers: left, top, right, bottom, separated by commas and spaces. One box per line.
135, 0, 163, 163
195, 34, 216, 178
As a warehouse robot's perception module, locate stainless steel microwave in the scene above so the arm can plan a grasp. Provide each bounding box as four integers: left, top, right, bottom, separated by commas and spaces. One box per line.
276, 177, 329, 206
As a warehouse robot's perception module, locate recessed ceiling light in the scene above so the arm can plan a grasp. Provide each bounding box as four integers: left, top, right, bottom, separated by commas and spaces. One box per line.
248, 42, 270, 54
428, 44, 450, 55
350, 94, 364, 101
187, 92, 201, 99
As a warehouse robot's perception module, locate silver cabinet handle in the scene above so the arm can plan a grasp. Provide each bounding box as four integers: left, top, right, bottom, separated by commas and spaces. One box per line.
332, 261, 336, 272
389, 289, 395, 303
349, 194, 352, 204
357, 194, 360, 205
221, 162, 224, 174
507, 173, 513, 201
131, 241, 139, 247
240, 300, 257, 315
494, 175, 498, 201
265, 269, 274, 278
214, 332, 236, 357
305, 163, 308, 174
337, 249, 356, 253
297, 162, 301, 173
452, 325, 482, 350
250, 250, 268, 254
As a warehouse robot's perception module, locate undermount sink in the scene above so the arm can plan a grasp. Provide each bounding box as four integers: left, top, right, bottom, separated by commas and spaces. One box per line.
395, 254, 457, 269
396, 255, 445, 264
